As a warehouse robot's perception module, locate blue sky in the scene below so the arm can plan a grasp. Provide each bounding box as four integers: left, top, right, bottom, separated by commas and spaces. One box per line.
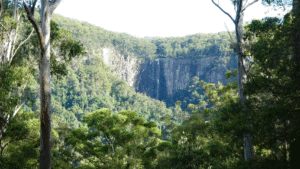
54, 0, 292, 38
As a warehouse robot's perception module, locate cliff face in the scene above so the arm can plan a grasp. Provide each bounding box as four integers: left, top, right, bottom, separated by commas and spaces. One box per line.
101, 48, 142, 87
135, 57, 234, 101
100, 48, 236, 103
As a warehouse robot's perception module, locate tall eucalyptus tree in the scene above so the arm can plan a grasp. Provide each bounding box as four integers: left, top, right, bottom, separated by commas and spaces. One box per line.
211, 0, 259, 161
23, 0, 62, 168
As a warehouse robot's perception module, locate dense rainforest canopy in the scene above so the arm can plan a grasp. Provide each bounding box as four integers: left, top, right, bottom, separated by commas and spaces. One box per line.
0, 0, 300, 168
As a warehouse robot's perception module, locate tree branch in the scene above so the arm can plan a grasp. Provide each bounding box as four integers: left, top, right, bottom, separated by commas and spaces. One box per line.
242, 0, 259, 13
31, 0, 38, 14
211, 0, 235, 24
23, 2, 45, 53
0, 98, 27, 141
224, 22, 236, 44
50, 0, 62, 14
12, 98, 27, 119
12, 0, 18, 18
1, 141, 11, 156
12, 28, 34, 57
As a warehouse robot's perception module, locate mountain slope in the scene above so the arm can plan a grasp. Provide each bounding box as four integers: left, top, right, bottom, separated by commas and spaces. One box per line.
22, 14, 238, 128
51, 14, 235, 60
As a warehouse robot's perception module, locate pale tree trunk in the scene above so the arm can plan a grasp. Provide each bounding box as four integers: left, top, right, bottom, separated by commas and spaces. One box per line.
2, 0, 18, 63
235, 1, 255, 161
24, 0, 61, 168
39, 1, 52, 168
211, 0, 257, 161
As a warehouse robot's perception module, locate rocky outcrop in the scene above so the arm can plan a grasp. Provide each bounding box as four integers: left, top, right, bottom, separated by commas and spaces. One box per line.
100, 48, 236, 102
101, 48, 142, 87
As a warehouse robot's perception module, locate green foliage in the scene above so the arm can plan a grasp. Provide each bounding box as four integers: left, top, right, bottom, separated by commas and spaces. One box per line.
155, 108, 236, 169
151, 32, 235, 59
51, 14, 157, 60
0, 109, 76, 169
225, 69, 237, 80
65, 109, 163, 168
241, 11, 298, 167
0, 110, 40, 168
1, 2, 296, 168
0, 64, 35, 117
152, 11, 298, 169
168, 76, 206, 111
52, 14, 235, 60
25, 53, 174, 129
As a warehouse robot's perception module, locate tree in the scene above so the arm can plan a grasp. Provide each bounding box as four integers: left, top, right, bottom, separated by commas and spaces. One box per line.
242, 6, 300, 167
65, 109, 162, 168
23, 0, 62, 168
290, 0, 300, 167
0, 0, 84, 144
0, 0, 36, 142
242, 0, 299, 167
0, 111, 40, 168
211, 0, 260, 161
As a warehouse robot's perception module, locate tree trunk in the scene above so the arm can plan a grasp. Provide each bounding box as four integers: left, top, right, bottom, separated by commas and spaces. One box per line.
24, 1, 62, 168
211, 0, 257, 161
39, 1, 52, 168
235, 1, 255, 161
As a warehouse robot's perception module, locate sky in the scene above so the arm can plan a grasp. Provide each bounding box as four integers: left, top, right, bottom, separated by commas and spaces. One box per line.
54, 0, 292, 38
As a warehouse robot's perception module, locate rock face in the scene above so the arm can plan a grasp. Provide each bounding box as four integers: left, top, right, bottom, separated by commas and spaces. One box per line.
135, 58, 235, 101
101, 48, 142, 87
100, 48, 237, 102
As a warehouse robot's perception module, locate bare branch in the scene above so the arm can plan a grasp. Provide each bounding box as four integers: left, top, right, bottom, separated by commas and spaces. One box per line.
12, 99, 27, 119
12, 28, 34, 57
23, 2, 45, 53
211, 0, 235, 24
244, 0, 249, 7
242, 0, 259, 13
233, 0, 238, 13
236, 0, 244, 25
224, 22, 236, 43
12, 0, 18, 18
31, 0, 38, 15
50, 0, 62, 14
0, 98, 26, 140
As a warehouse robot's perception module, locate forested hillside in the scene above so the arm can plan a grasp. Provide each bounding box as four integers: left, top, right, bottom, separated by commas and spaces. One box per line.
50, 14, 237, 113
52, 14, 235, 60
23, 53, 176, 129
